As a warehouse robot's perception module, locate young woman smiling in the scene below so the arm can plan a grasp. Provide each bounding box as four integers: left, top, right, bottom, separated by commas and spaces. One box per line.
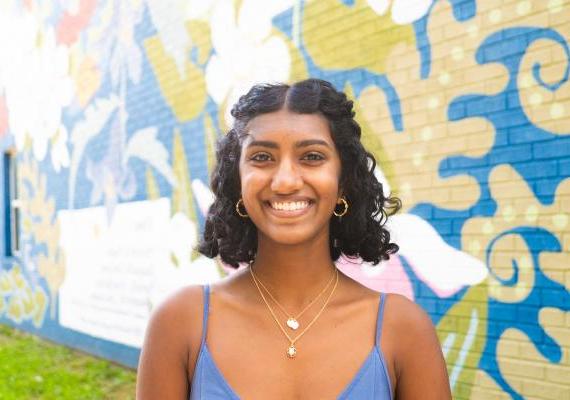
137, 79, 451, 399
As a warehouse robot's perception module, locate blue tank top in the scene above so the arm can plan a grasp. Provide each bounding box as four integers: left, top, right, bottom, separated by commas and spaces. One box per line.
190, 285, 393, 399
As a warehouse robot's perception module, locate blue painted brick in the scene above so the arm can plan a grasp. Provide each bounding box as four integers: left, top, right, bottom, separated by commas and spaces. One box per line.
508, 126, 543, 145
533, 139, 570, 159
524, 295, 541, 306
448, 101, 466, 120
518, 323, 544, 343
490, 307, 517, 322
471, 200, 496, 216
495, 131, 509, 146
438, 233, 455, 244
515, 160, 558, 178
420, 298, 438, 314
559, 158, 570, 175
541, 288, 568, 305
489, 144, 532, 164
482, 38, 525, 62
516, 306, 537, 323
489, 110, 528, 129
534, 178, 563, 198
432, 220, 453, 235
433, 208, 470, 219
486, 322, 504, 339
451, 0, 476, 21
479, 356, 499, 373
466, 96, 506, 115
506, 90, 520, 109
446, 156, 478, 169
452, 220, 464, 234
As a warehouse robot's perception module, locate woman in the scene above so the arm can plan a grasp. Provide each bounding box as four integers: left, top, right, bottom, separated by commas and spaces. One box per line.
137, 79, 451, 399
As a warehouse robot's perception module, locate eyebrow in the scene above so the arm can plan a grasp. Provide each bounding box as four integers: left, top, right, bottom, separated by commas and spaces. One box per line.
247, 139, 331, 149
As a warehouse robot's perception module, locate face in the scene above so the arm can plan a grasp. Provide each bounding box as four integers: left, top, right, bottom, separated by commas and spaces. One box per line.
239, 108, 342, 247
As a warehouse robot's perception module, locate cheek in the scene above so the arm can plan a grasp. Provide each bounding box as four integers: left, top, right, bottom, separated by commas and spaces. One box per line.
314, 170, 342, 203
239, 169, 267, 200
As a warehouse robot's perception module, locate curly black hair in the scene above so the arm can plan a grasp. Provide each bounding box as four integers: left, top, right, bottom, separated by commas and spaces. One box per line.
197, 79, 400, 267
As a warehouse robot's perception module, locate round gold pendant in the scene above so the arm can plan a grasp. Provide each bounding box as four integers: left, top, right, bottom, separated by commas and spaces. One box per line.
286, 318, 300, 330
286, 345, 297, 358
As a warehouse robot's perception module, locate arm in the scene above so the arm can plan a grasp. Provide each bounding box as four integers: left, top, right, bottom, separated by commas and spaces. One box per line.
136, 287, 202, 400
386, 295, 451, 400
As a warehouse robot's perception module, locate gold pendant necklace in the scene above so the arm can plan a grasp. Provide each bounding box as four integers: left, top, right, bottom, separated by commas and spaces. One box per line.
250, 265, 339, 359
250, 267, 335, 331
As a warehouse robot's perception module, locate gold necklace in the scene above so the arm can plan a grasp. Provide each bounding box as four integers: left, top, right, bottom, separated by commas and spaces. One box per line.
250, 265, 339, 359
250, 266, 335, 331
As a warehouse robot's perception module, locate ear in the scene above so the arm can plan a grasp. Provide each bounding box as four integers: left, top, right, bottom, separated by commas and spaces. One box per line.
337, 185, 344, 200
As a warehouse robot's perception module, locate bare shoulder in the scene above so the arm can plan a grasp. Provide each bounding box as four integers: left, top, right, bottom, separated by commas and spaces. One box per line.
384, 293, 435, 337
383, 294, 452, 399
383, 293, 440, 360
144, 285, 206, 363
136, 285, 206, 399
149, 285, 205, 330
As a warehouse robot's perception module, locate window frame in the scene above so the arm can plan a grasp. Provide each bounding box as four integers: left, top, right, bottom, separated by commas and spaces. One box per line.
3, 150, 20, 258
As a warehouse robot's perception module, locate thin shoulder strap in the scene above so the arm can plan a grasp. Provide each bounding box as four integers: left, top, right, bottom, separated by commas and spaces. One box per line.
200, 285, 210, 345
375, 292, 387, 347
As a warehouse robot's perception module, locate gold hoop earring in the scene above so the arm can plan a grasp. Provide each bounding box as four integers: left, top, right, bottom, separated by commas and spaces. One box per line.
333, 197, 348, 217
235, 198, 249, 218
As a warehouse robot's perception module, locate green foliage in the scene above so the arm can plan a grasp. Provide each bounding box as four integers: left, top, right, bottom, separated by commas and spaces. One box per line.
0, 325, 136, 399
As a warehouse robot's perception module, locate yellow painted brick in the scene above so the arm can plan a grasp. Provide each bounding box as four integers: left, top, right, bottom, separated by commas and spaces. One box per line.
412, 188, 451, 203
545, 327, 570, 347
476, 0, 502, 13
442, 21, 467, 40
388, 68, 410, 86
450, 187, 478, 202
385, 153, 415, 169
512, 197, 547, 208
470, 388, 511, 400
550, 8, 570, 29
521, 378, 570, 400
427, 137, 467, 155
429, 27, 445, 42
444, 199, 477, 209
427, 6, 456, 29
540, 308, 567, 326
393, 51, 420, 70
513, 8, 551, 27
500, 358, 546, 379
426, 111, 448, 125
563, 233, 570, 248
523, 9, 551, 27
404, 112, 428, 129
474, 371, 494, 388
545, 364, 570, 385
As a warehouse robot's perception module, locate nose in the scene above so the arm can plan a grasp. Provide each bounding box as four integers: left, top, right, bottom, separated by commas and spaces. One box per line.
270, 158, 303, 194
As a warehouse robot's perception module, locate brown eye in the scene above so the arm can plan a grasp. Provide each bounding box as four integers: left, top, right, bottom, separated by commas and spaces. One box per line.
250, 153, 272, 162
303, 152, 325, 162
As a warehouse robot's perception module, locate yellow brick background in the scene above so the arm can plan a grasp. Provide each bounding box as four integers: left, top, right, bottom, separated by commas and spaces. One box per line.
0, 1, 568, 399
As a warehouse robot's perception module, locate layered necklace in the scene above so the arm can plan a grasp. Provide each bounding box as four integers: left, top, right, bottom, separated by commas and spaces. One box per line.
250, 266, 336, 331
249, 264, 339, 359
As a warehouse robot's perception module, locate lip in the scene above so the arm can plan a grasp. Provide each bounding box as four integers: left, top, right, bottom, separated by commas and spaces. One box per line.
264, 199, 314, 218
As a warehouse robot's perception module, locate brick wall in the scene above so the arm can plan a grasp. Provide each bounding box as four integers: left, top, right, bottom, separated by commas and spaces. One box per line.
0, 1, 568, 398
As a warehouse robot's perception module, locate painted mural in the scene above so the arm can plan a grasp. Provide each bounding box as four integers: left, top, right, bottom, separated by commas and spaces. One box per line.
0, 0, 568, 398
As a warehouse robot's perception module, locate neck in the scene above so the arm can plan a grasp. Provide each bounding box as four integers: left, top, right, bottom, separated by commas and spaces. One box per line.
250, 233, 336, 309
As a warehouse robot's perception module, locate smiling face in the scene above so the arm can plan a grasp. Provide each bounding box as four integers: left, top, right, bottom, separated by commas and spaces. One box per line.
239, 108, 342, 247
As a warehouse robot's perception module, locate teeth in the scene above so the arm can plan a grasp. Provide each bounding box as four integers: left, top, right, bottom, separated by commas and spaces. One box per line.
270, 201, 309, 211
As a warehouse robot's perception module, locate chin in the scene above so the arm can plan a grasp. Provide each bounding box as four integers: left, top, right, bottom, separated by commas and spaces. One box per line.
259, 225, 328, 247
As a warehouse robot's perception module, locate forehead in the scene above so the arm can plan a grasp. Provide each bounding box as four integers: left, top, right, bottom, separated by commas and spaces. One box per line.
244, 109, 333, 144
